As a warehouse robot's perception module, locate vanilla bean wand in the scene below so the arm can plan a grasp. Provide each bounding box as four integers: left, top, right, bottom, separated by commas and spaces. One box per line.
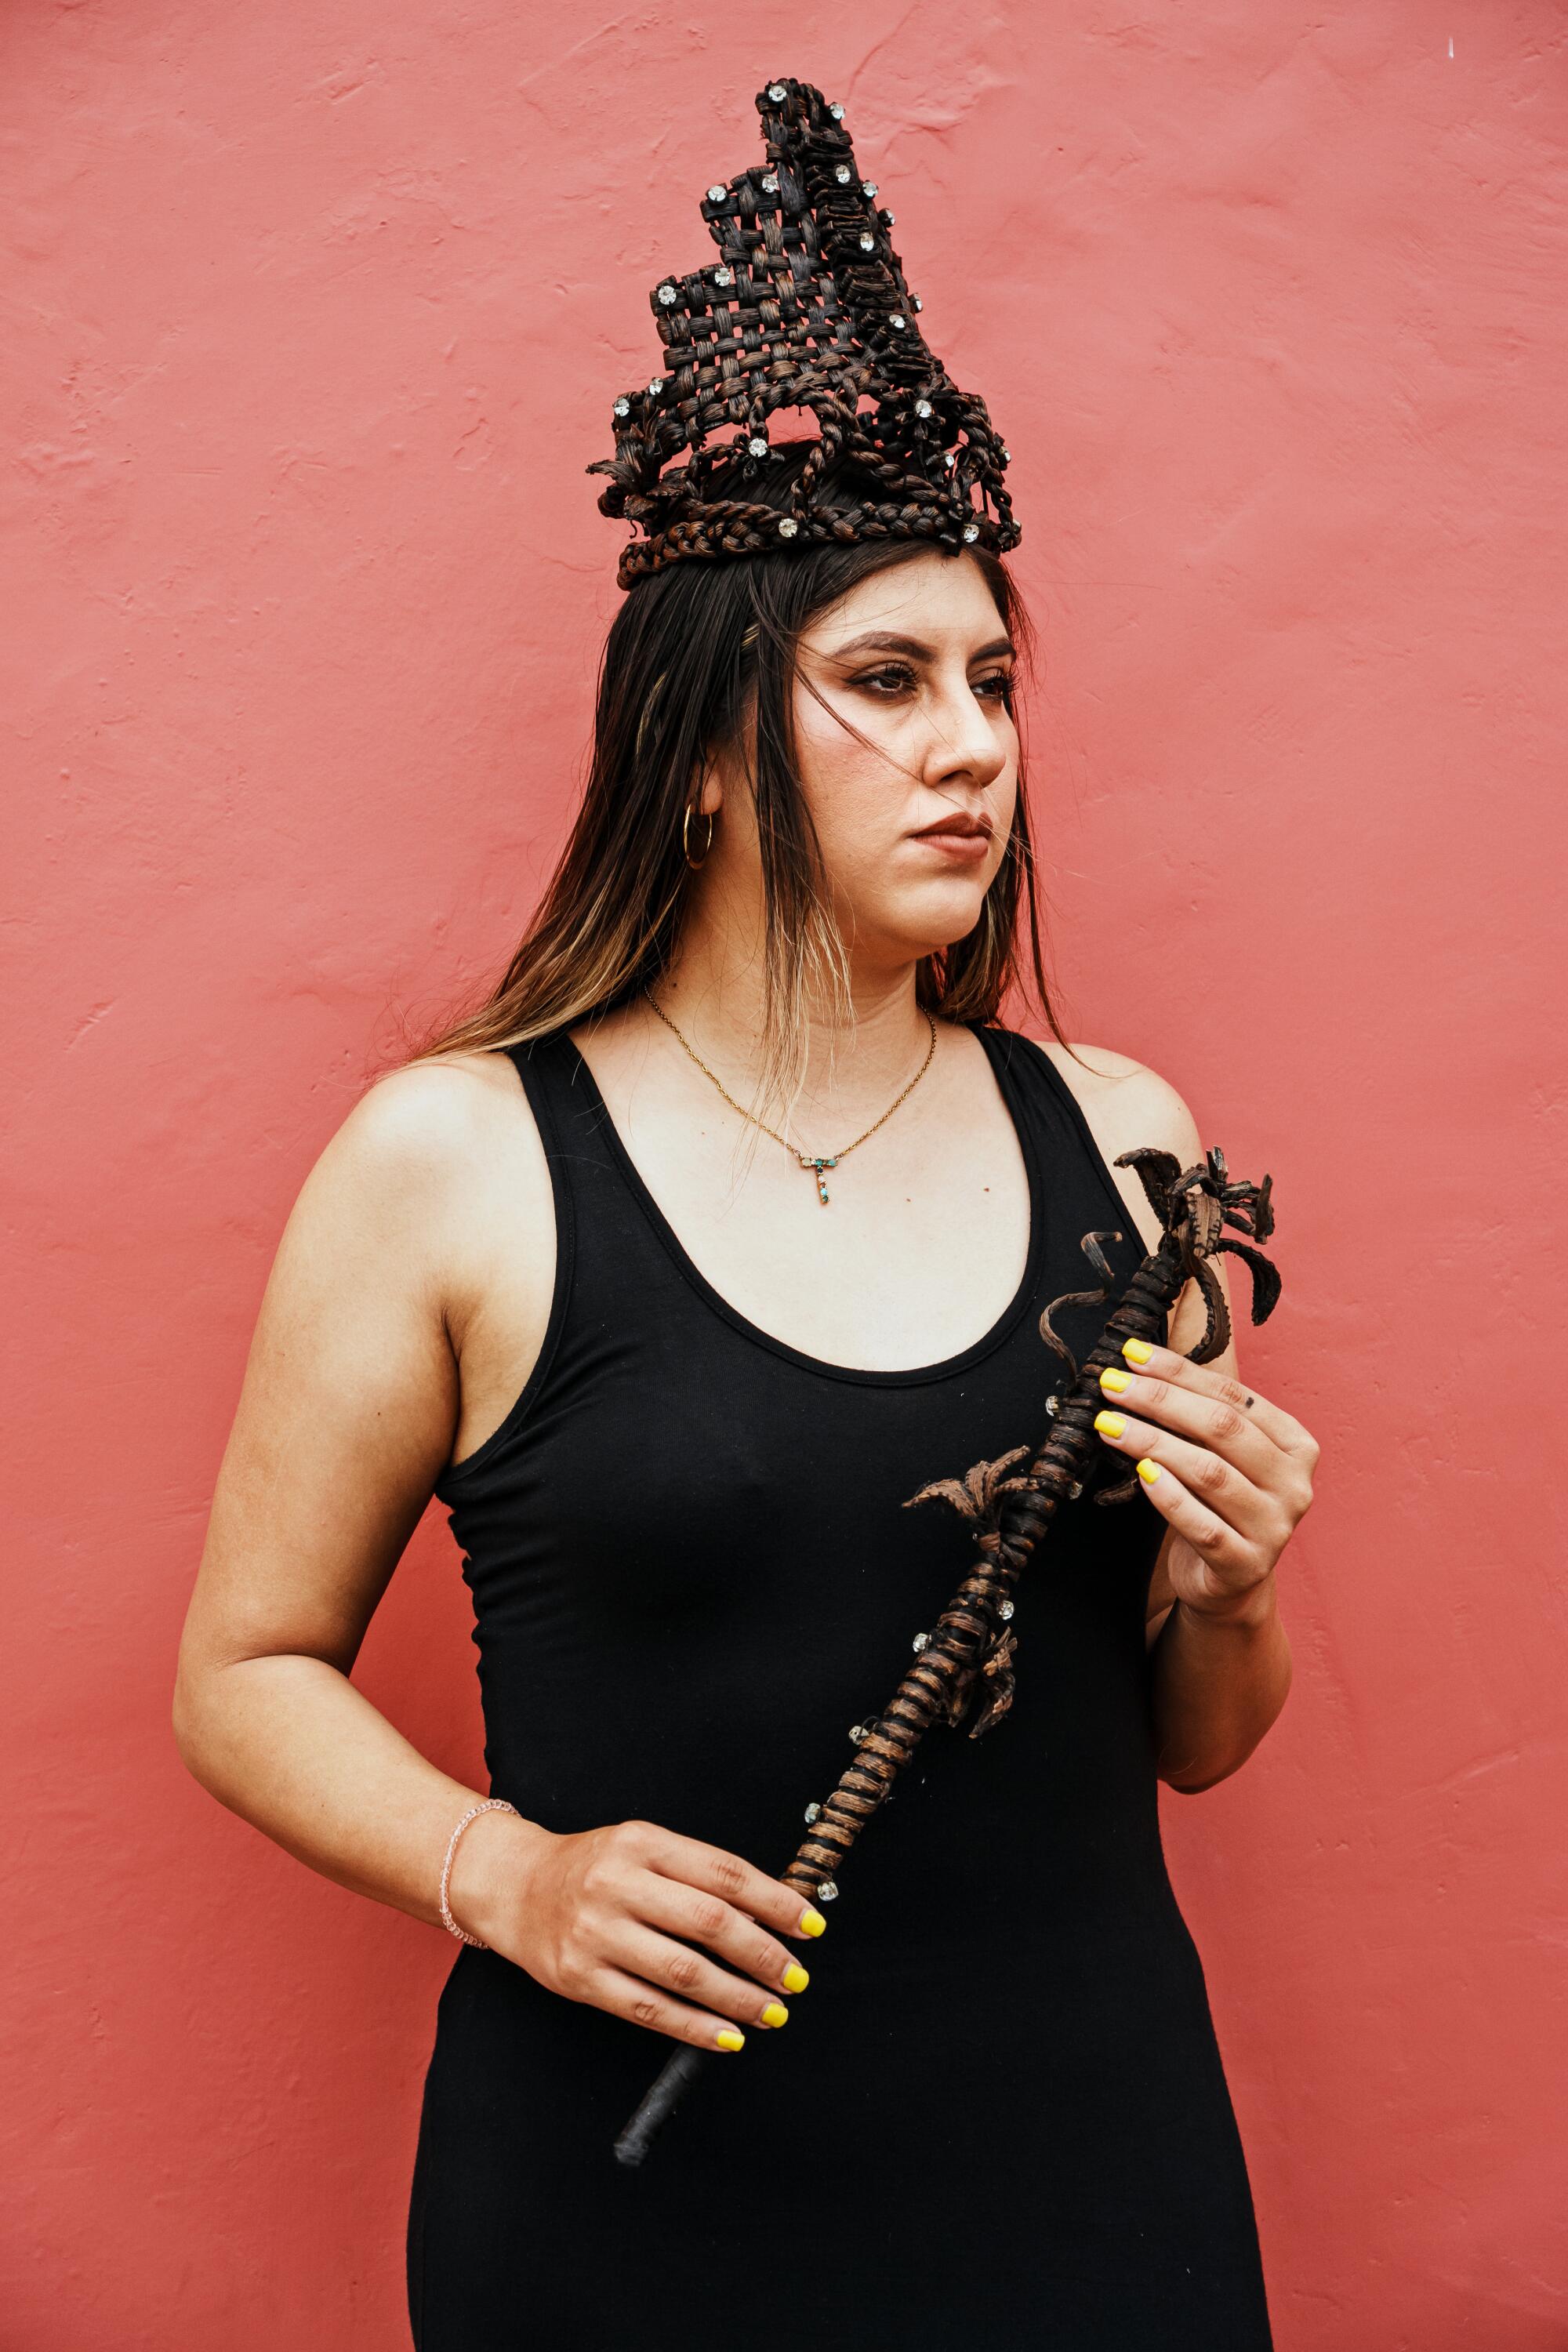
612, 1145, 1279, 2165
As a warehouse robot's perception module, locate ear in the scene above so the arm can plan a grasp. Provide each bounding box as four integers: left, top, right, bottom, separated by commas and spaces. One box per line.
693, 724, 758, 818
686, 751, 724, 819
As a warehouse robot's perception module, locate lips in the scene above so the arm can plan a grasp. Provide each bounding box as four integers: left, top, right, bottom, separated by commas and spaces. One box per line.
911, 818, 992, 841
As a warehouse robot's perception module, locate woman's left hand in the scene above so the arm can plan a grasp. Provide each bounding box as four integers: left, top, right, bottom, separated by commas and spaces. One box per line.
1092, 1339, 1319, 1621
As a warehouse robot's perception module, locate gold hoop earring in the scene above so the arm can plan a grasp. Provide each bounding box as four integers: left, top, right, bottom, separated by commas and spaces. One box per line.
682, 802, 717, 869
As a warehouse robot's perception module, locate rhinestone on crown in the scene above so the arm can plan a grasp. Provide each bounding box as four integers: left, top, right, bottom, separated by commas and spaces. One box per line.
760, 172, 779, 194
777, 517, 799, 538
912, 1631, 930, 1653
962, 521, 980, 542
829, 101, 844, 118
804, 1802, 822, 1824
657, 283, 677, 305
706, 184, 727, 202
612, 397, 630, 418
768, 82, 787, 101
834, 165, 851, 183
817, 1880, 838, 1900
915, 398, 933, 419
748, 436, 768, 456
862, 180, 878, 198
889, 314, 906, 330
858, 232, 875, 252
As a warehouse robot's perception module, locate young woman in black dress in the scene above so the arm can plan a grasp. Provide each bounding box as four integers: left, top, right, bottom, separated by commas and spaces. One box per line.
175, 77, 1315, 2349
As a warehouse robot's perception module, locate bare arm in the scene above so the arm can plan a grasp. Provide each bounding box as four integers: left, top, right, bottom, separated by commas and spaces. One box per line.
1057, 1044, 1301, 1795
1137, 1096, 1299, 1794
172, 1061, 528, 1931
174, 1060, 822, 2051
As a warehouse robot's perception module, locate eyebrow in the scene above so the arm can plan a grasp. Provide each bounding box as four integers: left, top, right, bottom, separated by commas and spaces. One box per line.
822, 630, 1016, 663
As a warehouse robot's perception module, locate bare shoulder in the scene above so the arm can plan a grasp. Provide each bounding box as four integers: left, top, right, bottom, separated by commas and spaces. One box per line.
309, 1050, 513, 1247
1029, 1036, 1241, 1639
1027, 1033, 1237, 1364
340, 1047, 550, 1335
1028, 1037, 1204, 1252
347, 1045, 535, 1167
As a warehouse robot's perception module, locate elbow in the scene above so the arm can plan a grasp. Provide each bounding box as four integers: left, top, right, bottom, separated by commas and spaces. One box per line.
170, 1668, 201, 1779
1159, 1720, 1276, 1794
1163, 1765, 1231, 1795
171, 1650, 221, 1789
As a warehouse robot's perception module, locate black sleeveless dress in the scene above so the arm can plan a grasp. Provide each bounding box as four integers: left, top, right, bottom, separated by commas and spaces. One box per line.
407, 1018, 1274, 2350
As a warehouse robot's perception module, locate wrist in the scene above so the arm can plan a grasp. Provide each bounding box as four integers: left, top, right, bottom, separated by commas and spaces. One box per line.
442, 1803, 550, 1948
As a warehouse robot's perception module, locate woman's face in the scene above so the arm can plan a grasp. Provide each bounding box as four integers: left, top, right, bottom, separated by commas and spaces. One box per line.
783, 551, 1019, 967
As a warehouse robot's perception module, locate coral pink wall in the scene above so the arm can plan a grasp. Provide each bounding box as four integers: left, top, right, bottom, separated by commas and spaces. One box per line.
5, 6, 1564, 2345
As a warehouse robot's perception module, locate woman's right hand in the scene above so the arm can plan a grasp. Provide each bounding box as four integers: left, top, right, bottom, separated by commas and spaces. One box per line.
447, 1812, 826, 2051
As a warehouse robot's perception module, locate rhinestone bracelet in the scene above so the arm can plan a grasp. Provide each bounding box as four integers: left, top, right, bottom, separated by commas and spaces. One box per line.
438, 1798, 519, 1947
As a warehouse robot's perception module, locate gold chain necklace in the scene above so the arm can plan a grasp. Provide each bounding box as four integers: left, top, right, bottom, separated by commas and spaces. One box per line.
641, 986, 938, 1205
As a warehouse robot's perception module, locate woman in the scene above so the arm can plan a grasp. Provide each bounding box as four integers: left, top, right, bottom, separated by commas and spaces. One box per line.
176, 77, 1312, 2350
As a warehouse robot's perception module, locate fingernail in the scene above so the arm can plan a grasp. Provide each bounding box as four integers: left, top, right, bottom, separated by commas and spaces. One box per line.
1094, 1411, 1126, 1438
782, 1962, 810, 1991
1122, 1338, 1154, 1364
1136, 1458, 1163, 1484
799, 1907, 827, 1936
715, 2027, 746, 2050
761, 2002, 789, 2027
1100, 1367, 1131, 1393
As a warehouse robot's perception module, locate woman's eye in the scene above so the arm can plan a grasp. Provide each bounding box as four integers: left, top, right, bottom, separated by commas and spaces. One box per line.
855, 667, 1014, 701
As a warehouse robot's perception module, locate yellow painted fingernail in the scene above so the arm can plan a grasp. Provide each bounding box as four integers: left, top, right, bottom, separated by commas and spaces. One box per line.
799, 1907, 827, 1936
1136, 1458, 1163, 1484
1100, 1367, 1131, 1392
1094, 1411, 1126, 1438
716, 2027, 746, 2050
1123, 1339, 1154, 1364
761, 2002, 789, 2027
782, 1962, 810, 1991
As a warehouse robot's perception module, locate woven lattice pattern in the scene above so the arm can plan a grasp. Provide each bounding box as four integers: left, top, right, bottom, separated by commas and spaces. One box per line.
587, 75, 1022, 589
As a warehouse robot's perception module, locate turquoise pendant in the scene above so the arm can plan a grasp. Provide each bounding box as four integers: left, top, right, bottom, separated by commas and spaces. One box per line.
798, 1153, 839, 1205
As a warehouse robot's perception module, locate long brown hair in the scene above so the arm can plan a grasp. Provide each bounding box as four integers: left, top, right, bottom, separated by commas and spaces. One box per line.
397, 441, 1083, 1126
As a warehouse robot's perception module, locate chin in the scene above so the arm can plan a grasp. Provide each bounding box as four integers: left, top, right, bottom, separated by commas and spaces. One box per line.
877, 885, 993, 960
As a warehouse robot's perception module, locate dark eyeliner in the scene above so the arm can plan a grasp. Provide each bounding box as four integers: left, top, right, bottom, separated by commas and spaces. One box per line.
852, 665, 1014, 699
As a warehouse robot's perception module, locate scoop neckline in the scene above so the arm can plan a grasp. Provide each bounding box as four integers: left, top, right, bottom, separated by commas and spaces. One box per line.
558, 1016, 1047, 1388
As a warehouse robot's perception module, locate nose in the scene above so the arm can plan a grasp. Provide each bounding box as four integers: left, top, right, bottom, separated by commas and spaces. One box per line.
923, 670, 1009, 791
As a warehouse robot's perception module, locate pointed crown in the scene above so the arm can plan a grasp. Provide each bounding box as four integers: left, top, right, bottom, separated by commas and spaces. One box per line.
586, 75, 1022, 590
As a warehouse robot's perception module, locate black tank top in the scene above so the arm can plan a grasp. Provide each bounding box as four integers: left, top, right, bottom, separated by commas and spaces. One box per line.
408, 1017, 1273, 2352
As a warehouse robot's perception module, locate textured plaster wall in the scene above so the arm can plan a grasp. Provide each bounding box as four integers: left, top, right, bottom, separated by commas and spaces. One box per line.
4, 5, 1565, 2347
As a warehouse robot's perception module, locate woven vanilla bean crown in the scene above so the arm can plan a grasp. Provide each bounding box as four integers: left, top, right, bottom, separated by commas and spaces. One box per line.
586, 75, 1022, 590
